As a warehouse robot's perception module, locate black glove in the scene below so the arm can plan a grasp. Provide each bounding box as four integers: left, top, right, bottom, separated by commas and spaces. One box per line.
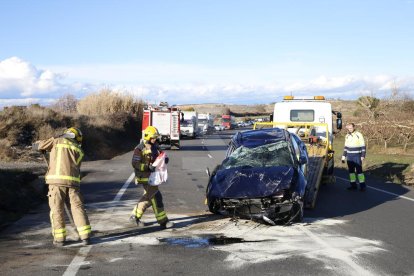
165, 157, 169, 164
149, 165, 156, 172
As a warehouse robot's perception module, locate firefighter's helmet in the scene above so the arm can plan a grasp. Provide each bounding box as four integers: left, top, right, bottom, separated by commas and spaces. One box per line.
65, 127, 83, 143
143, 126, 159, 141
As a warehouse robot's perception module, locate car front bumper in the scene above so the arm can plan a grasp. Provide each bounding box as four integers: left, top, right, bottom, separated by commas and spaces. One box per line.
213, 197, 297, 223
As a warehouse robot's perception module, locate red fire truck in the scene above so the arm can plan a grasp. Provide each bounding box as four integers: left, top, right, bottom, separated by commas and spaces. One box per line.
142, 102, 181, 149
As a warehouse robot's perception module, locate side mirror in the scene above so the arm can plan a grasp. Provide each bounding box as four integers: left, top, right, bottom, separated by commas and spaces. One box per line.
180, 112, 184, 123
336, 118, 342, 130
270, 113, 274, 122
299, 155, 307, 165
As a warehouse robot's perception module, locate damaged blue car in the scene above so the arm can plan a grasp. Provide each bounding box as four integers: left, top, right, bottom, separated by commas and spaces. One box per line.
206, 128, 308, 225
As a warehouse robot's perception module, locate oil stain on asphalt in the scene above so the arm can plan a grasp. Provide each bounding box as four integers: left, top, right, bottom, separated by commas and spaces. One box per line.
158, 235, 245, 248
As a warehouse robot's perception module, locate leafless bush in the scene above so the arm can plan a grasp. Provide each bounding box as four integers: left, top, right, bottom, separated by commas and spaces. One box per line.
52, 94, 78, 113
357, 87, 414, 151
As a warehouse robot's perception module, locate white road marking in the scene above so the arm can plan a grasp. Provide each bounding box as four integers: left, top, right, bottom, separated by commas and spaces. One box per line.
63, 172, 135, 276
207, 154, 213, 159
336, 176, 414, 202
109, 258, 124, 263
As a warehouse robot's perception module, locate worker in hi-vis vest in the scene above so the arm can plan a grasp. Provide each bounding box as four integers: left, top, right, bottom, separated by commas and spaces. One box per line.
341, 123, 367, 191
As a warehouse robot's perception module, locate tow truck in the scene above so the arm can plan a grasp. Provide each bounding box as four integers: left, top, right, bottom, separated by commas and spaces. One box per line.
254, 96, 342, 208
142, 102, 181, 149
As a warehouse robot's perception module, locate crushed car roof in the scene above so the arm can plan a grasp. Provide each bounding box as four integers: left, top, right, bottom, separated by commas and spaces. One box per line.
232, 128, 290, 148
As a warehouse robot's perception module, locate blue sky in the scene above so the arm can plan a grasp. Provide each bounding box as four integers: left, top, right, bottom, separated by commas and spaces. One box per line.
0, 0, 413, 106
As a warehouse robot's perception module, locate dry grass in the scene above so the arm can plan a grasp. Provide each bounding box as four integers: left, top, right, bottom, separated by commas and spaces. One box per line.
0, 139, 14, 161
77, 89, 143, 116
0, 89, 142, 161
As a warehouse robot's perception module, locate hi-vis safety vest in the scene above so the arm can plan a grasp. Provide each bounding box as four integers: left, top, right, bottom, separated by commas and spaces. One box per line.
37, 137, 84, 187
132, 142, 158, 184
343, 131, 366, 158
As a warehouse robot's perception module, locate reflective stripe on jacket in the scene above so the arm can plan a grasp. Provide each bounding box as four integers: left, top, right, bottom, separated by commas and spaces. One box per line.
37, 137, 84, 187
343, 131, 366, 158
132, 141, 160, 184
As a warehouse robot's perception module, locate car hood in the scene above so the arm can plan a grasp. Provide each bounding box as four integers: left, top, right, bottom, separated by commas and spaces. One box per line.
209, 166, 296, 199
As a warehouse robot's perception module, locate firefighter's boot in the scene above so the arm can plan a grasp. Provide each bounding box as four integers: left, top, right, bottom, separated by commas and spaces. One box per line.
81, 238, 91, 246
160, 221, 174, 229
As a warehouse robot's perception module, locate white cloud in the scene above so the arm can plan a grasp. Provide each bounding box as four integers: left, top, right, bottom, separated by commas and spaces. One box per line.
1, 57, 414, 108
0, 57, 93, 100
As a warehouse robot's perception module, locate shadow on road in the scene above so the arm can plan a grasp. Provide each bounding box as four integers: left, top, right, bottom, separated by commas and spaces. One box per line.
366, 162, 409, 184
307, 167, 412, 219
90, 213, 222, 245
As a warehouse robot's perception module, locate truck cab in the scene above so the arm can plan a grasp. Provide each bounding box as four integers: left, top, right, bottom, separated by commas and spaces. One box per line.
221, 115, 235, 129
198, 113, 214, 135
273, 96, 334, 144
181, 111, 198, 138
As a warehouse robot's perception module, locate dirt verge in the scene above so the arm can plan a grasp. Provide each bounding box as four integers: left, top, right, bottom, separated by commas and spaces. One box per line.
0, 166, 47, 230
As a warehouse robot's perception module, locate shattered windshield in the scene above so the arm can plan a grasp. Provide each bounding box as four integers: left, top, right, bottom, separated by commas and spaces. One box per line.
222, 141, 294, 169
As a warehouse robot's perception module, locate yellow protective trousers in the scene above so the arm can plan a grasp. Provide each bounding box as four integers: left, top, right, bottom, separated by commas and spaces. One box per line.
131, 183, 168, 224
48, 185, 91, 241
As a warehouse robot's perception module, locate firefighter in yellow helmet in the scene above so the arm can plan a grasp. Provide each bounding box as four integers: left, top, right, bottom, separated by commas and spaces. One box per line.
33, 127, 91, 247
130, 126, 174, 229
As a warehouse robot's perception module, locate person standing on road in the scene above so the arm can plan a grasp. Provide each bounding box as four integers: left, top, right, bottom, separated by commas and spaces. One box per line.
33, 127, 91, 247
129, 126, 174, 229
341, 123, 366, 191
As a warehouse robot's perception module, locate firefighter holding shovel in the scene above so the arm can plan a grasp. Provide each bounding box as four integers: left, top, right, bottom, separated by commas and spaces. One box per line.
33, 127, 91, 247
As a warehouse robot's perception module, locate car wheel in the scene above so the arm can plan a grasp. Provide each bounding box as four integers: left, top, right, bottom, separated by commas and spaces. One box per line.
208, 198, 219, 214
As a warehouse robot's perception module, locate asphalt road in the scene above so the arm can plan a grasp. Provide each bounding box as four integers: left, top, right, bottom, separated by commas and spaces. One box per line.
1, 128, 414, 276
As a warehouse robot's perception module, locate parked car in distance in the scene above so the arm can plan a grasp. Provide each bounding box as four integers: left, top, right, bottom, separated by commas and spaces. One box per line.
206, 128, 309, 225
214, 124, 225, 131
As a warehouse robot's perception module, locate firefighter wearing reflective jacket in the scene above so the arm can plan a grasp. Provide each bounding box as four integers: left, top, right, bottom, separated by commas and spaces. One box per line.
129, 126, 174, 229
33, 127, 91, 247
341, 123, 366, 191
